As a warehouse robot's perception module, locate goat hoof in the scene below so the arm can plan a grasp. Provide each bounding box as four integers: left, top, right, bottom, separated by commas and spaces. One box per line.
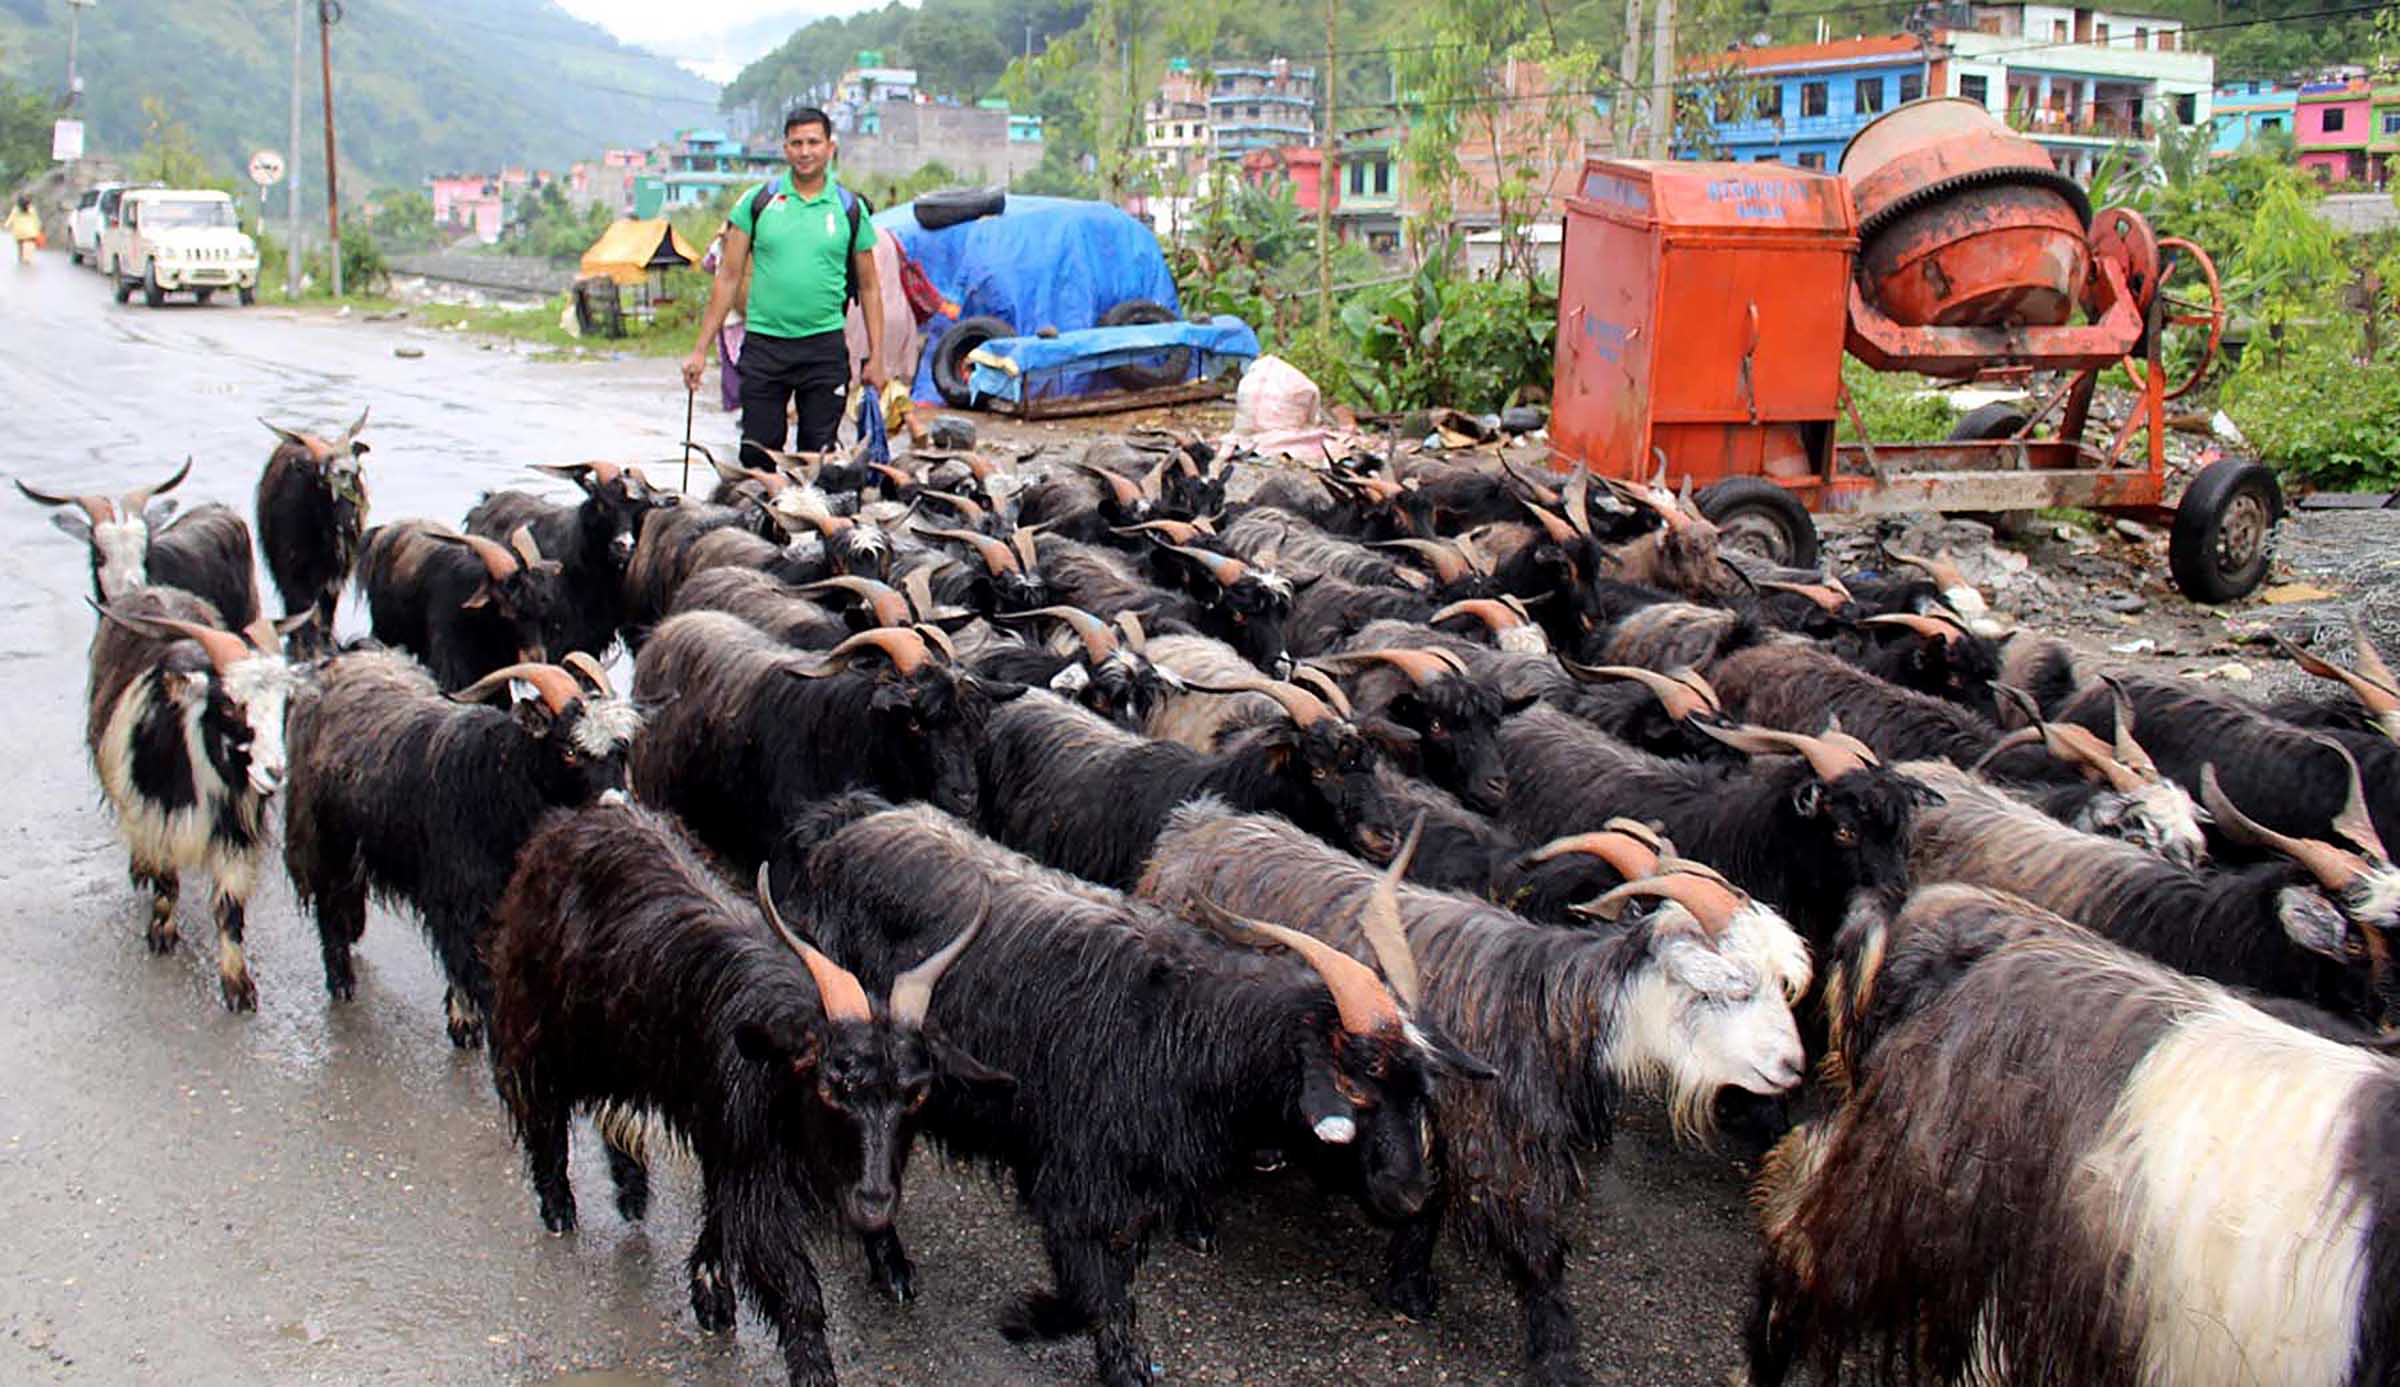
145, 920, 179, 955
447, 1017, 485, 1050
1379, 1272, 1440, 1322
220, 972, 258, 1013
872, 1258, 915, 1304
689, 1265, 735, 1333
614, 1183, 649, 1223
1174, 1224, 1216, 1256
539, 1196, 577, 1235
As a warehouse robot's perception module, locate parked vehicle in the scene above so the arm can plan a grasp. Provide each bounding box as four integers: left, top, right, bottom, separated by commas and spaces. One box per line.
69, 182, 157, 267
102, 189, 259, 308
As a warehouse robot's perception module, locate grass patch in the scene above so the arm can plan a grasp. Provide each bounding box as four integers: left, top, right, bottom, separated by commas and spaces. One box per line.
407, 296, 697, 359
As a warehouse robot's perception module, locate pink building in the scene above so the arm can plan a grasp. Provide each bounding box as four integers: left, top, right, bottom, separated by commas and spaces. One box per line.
2296, 78, 2372, 183
428, 173, 504, 244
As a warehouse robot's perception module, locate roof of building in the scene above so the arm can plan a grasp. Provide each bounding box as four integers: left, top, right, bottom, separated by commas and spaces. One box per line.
1686, 33, 1924, 75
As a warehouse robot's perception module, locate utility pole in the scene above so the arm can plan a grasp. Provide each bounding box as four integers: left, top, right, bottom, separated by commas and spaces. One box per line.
1649, 0, 1674, 158
318, 0, 342, 297
65, 0, 93, 112
1317, 0, 1335, 339
287, 0, 303, 298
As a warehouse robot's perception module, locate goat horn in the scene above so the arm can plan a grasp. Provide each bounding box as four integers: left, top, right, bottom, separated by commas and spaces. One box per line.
123, 458, 192, 511
15, 479, 115, 524
887, 886, 987, 1029
1561, 464, 1593, 538
1561, 662, 1718, 721
1864, 612, 1961, 646
999, 605, 1117, 663
866, 463, 916, 492
1527, 829, 1663, 882
2312, 735, 2393, 863
2093, 675, 2163, 778
961, 452, 997, 484
808, 627, 932, 677
1889, 549, 1972, 594
1429, 598, 1525, 634
1011, 526, 1042, 575
560, 651, 615, 698
2276, 634, 2400, 718
914, 621, 959, 664
799, 576, 912, 629
914, 524, 1020, 576
1112, 519, 1207, 545
1759, 578, 1850, 615
1694, 721, 1873, 781
1372, 538, 1468, 586
1499, 455, 1561, 506
1981, 690, 2139, 793
755, 865, 872, 1024
338, 407, 371, 445
92, 600, 251, 674
1520, 499, 1576, 546
917, 489, 987, 525
1288, 666, 1354, 718
1188, 898, 1400, 1036
508, 524, 545, 569
1311, 648, 1459, 689
1116, 611, 1148, 654
1201, 676, 1334, 728
1358, 813, 1425, 1010
1574, 869, 1744, 936
1818, 717, 1885, 772
2200, 764, 2370, 894
259, 417, 313, 449
422, 527, 521, 581
1067, 459, 1146, 509
1164, 543, 1248, 587
449, 662, 580, 715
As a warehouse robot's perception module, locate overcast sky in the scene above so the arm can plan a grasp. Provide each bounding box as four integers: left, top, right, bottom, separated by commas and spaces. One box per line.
554, 0, 862, 49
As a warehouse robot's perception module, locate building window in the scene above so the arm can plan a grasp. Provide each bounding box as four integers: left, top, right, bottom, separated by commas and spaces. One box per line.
1797, 151, 1825, 169
2262, 116, 2282, 130
1247, 104, 1261, 117
1374, 158, 1390, 194
1900, 73, 1923, 103
2326, 108, 2347, 133
2134, 26, 2148, 48
2051, 18, 2068, 41
1801, 81, 1828, 117
2158, 29, 2175, 49
2094, 22, 2110, 43
2177, 93, 2197, 125
1172, 123, 1184, 139
1856, 78, 1885, 115
1755, 153, 1780, 162
2386, 111, 2400, 135
1960, 74, 1989, 105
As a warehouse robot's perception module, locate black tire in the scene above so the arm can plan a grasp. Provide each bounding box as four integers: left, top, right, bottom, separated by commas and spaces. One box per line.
1948, 403, 2030, 441
1697, 476, 1820, 569
2169, 458, 2281, 604
195, 288, 214, 305
112, 258, 130, 304
930, 314, 1016, 408
912, 186, 1006, 231
238, 285, 256, 307
1098, 298, 1189, 390
143, 262, 165, 309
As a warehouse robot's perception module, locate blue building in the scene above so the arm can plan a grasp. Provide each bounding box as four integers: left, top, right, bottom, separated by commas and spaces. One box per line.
2211, 79, 2297, 156
1687, 35, 1932, 168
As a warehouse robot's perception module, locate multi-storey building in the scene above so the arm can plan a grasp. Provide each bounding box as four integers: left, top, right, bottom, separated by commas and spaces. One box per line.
1209, 60, 1318, 155
2212, 79, 2297, 156
2296, 76, 2375, 183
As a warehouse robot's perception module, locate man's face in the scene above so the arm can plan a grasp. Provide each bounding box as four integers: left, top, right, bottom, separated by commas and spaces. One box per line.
784, 123, 831, 179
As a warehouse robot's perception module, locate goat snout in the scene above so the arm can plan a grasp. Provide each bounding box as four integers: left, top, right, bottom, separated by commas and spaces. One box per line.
842, 1184, 898, 1234
248, 765, 285, 796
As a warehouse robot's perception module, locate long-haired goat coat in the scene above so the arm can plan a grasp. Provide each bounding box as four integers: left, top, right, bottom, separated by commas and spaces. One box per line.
1752, 882, 2400, 1387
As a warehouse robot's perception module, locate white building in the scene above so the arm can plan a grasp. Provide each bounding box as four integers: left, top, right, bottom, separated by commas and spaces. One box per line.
1938, 4, 2215, 179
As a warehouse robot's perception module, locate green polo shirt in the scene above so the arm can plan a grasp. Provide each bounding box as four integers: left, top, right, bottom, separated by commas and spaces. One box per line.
729, 173, 878, 339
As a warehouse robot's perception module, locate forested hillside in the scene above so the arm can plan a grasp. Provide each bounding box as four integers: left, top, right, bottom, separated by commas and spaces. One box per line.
0, 0, 717, 190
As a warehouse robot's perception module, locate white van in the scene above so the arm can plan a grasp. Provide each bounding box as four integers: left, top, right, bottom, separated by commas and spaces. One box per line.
101, 189, 260, 307
70, 182, 157, 266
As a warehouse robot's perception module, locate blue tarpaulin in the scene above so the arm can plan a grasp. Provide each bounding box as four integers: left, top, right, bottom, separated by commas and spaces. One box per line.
871, 195, 1184, 404
966, 317, 1261, 405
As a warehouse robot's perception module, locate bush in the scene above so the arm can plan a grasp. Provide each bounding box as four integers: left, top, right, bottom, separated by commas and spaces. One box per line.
2224, 340, 2400, 490
1335, 265, 1554, 414
1837, 359, 1958, 443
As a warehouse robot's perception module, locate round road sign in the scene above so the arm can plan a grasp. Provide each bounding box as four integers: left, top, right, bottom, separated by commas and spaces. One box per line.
249, 150, 286, 188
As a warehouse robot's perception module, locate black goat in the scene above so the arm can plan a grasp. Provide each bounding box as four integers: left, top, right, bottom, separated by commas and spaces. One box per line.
789, 794, 1480, 1387
464, 460, 674, 660
490, 802, 997, 1386
1308, 646, 1530, 813
283, 652, 641, 1047
632, 617, 1023, 872
975, 681, 1384, 888
667, 567, 849, 648
84, 592, 305, 1011
1138, 805, 1809, 1387
357, 520, 561, 689
19, 459, 260, 629
620, 498, 758, 639
256, 411, 370, 655
2267, 628, 2400, 742
1708, 638, 2004, 765
1151, 542, 1296, 675
980, 606, 1180, 730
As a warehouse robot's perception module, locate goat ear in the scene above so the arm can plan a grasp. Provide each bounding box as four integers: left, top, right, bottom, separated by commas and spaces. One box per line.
1361, 715, 1421, 753
1415, 1024, 1499, 1082
1790, 779, 1826, 819
869, 684, 912, 714
460, 583, 493, 610
48, 511, 92, 544
349, 440, 371, 459
144, 499, 180, 529
734, 1018, 824, 1073
1501, 691, 1542, 715
2276, 886, 2352, 961
510, 694, 556, 738
982, 679, 1031, 704
929, 1034, 1013, 1090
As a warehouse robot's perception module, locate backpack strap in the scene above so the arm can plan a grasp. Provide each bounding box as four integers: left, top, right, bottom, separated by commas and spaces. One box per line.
840, 186, 875, 314
747, 176, 778, 233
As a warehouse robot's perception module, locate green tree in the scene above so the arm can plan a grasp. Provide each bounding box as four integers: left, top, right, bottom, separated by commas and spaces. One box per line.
128, 97, 223, 188
902, 16, 1013, 100
367, 189, 436, 252
0, 73, 50, 191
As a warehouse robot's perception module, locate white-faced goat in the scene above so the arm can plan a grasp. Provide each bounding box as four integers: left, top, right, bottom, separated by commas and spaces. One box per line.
84, 592, 306, 1011
786, 794, 1484, 1387
1751, 882, 2400, 1387
357, 520, 561, 690
1137, 804, 1809, 1387
19, 459, 261, 629
281, 651, 641, 1047
256, 410, 370, 654
489, 803, 998, 1387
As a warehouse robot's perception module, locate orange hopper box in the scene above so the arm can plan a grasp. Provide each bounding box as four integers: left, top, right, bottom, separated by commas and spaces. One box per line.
1551, 160, 1859, 491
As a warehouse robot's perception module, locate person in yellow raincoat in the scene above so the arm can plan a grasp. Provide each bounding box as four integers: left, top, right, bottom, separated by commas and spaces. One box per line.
6, 197, 40, 265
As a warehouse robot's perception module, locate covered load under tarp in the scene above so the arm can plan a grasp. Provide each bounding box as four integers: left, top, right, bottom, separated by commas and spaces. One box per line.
578, 219, 701, 286
872, 195, 1183, 404
966, 317, 1261, 406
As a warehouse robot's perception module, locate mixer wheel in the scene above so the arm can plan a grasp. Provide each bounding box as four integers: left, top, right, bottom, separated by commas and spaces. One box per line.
2169, 459, 2281, 604
1697, 477, 1819, 569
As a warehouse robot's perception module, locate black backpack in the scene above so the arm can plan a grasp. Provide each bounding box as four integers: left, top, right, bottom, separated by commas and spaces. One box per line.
748, 179, 874, 313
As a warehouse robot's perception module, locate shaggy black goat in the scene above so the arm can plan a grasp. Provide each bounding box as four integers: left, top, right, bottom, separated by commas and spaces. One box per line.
256, 411, 370, 654
84, 592, 305, 1011
1138, 805, 1809, 1387
1286, 572, 1437, 658
789, 795, 1480, 1387
1751, 882, 2400, 1387
283, 652, 641, 1046
632, 617, 1022, 871
357, 520, 561, 689
977, 678, 1388, 888
1499, 706, 1935, 950
1708, 638, 2006, 765
916, 524, 1050, 616
620, 498, 758, 639
464, 461, 674, 660
1221, 507, 1423, 590
1308, 647, 1530, 813
490, 802, 997, 1386
19, 459, 261, 629
1150, 542, 1296, 675
980, 606, 1180, 730
1030, 534, 1201, 627
667, 567, 850, 648
2267, 628, 2400, 742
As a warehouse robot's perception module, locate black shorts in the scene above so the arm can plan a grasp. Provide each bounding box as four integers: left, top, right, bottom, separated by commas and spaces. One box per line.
738, 329, 848, 461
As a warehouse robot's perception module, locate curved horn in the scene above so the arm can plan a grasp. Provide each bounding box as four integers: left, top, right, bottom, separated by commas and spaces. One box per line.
1561, 661, 1717, 721
998, 606, 1117, 663
812, 627, 932, 677
917, 489, 987, 526
866, 462, 916, 492
1429, 598, 1525, 634
2314, 736, 2392, 863
1889, 549, 1972, 594
1116, 612, 1147, 654
2276, 634, 2400, 718
1499, 455, 1561, 506
1164, 543, 1248, 588
2088, 675, 2160, 779
913, 622, 959, 665
422, 527, 521, 581
449, 661, 582, 714
887, 887, 988, 1028
1358, 814, 1425, 1009
1371, 538, 1469, 586
1010, 526, 1042, 575
93, 601, 250, 674
1111, 518, 1210, 546
1817, 717, 1884, 771
914, 524, 1019, 576
14, 479, 114, 524
123, 458, 192, 510
1693, 721, 1873, 781
560, 651, 615, 698
259, 417, 314, 449
1560, 464, 1594, 538
507, 524, 545, 569
1188, 898, 1400, 1035
2199, 764, 2369, 893
1067, 458, 1146, 510
755, 866, 872, 1023
1864, 612, 1962, 646
1520, 499, 1576, 546
1526, 829, 1664, 882
798, 576, 912, 628
1287, 665, 1354, 718
1758, 578, 1850, 615
1201, 676, 1334, 728
1575, 870, 1747, 936
337, 407, 371, 446
1311, 648, 1460, 689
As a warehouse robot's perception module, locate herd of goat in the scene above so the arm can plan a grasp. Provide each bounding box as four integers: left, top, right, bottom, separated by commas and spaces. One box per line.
18, 413, 2400, 1386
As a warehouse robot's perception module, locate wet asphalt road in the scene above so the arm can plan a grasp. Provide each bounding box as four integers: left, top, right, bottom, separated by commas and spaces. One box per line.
0, 253, 1763, 1385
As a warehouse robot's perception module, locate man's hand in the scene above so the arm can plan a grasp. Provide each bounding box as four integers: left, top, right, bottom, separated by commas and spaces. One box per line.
861, 359, 889, 393
681, 351, 707, 394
